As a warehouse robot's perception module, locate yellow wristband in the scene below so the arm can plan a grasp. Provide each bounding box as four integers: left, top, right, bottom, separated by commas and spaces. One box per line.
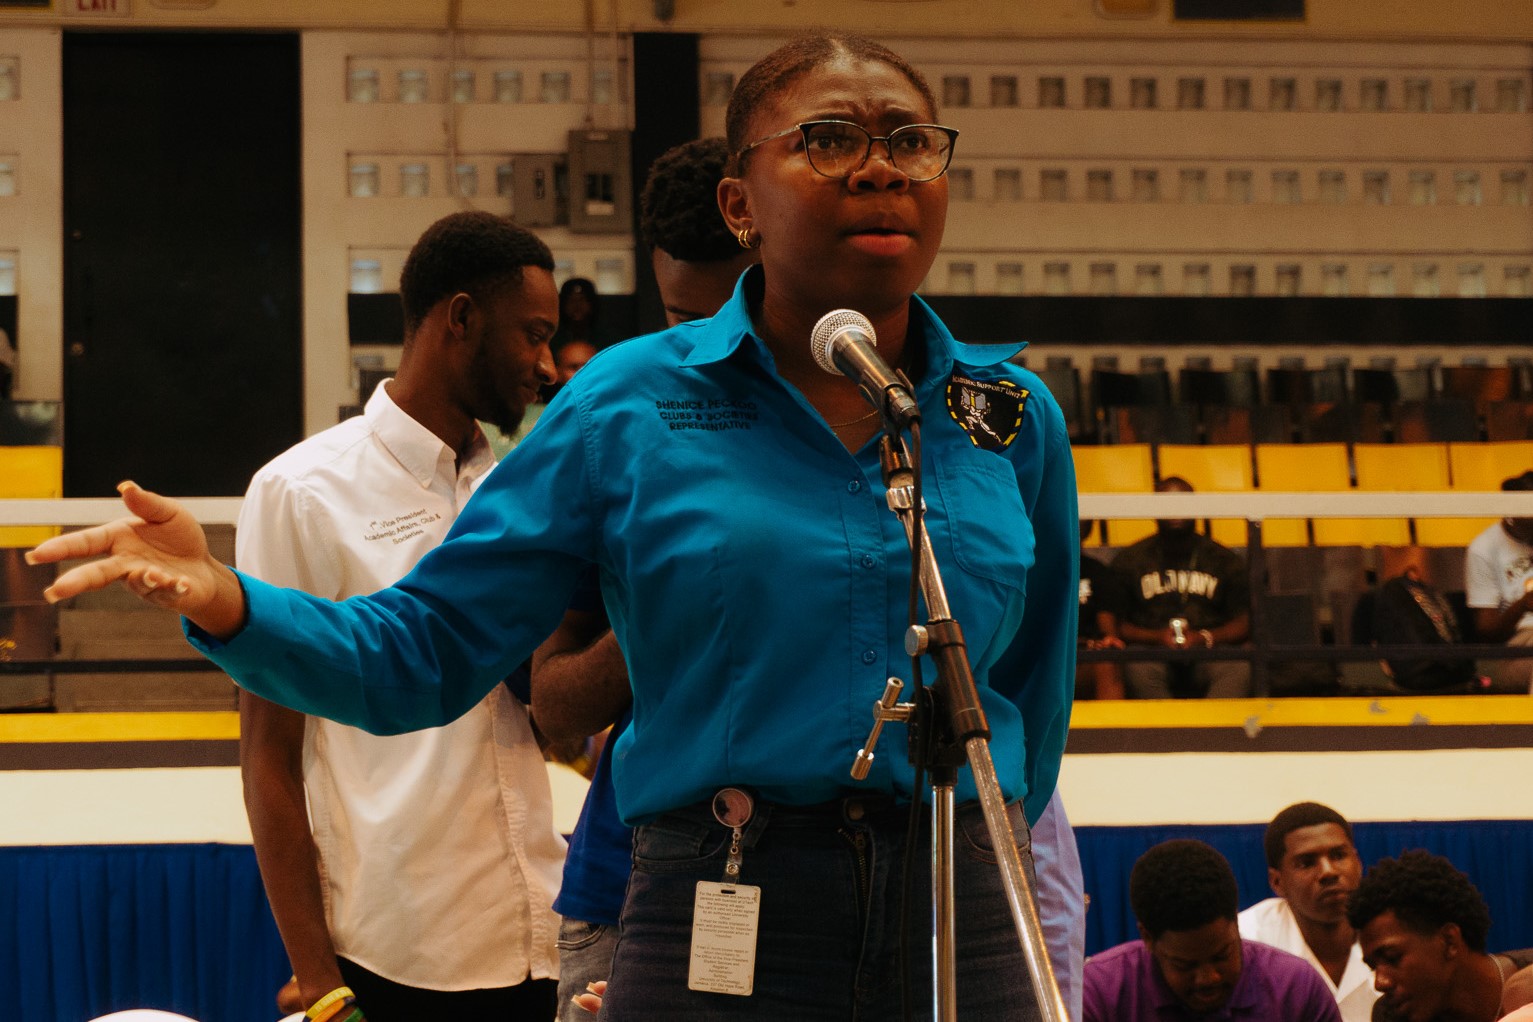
309, 999, 358, 1022
306, 986, 355, 1020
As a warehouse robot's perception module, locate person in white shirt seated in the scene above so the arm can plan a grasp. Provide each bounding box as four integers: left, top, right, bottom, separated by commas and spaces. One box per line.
1465, 470, 1533, 692
1239, 802, 1379, 1022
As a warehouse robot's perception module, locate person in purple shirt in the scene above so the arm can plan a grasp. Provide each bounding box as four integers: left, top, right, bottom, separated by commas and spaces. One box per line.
1085, 839, 1343, 1021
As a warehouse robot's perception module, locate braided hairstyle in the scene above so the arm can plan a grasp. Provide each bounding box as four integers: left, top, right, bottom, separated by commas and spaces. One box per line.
724, 34, 937, 176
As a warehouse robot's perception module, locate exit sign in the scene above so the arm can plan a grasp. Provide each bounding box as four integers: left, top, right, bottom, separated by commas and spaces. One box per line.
65, 0, 131, 13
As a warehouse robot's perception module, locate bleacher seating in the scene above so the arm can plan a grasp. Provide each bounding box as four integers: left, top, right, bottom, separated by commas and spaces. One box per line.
1393, 398, 1478, 443
1353, 364, 1434, 404
1440, 440, 1533, 543
1089, 363, 1174, 441
1071, 443, 1156, 547
1484, 401, 1533, 441
1052, 357, 1528, 446
1297, 402, 1387, 443
1180, 366, 1260, 407
1105, 404, 1198, 445
1032, 361, 1087, 442
1266, 364, 1348, 406
1351, 442, 1446, 545
1252, 443, 1343, 546
0, 444, 63, 548
1439, 364, 1519, 403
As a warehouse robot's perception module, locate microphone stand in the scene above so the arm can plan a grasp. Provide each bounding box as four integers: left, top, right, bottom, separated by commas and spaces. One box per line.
852, 427, 1069, 1022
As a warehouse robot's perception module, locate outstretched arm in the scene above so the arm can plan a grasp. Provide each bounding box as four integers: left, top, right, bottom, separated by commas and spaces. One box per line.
27, 481, 247, 639
29, 396, 599, 737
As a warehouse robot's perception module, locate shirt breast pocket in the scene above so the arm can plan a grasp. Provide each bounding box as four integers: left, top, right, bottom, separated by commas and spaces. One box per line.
932, 454, 1034, 594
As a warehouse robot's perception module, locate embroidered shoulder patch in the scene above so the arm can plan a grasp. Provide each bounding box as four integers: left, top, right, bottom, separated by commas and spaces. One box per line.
946, 375, 1027, 451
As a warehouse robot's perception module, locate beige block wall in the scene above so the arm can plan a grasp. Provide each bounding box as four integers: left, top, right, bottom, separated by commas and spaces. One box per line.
3, 6, 1533, 420
0, 28, 61, 403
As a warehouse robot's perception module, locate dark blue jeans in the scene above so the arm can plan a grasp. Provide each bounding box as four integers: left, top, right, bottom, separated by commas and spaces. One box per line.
601, 794, 1042, 1021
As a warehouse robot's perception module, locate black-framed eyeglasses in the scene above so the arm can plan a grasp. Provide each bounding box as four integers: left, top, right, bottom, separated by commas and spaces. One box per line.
737, 119, 960, 183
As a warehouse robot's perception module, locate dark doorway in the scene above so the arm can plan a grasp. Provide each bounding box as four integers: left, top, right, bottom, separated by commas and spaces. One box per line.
62, 32, 302, 496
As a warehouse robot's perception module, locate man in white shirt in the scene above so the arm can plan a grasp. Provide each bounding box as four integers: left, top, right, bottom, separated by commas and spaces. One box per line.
239, 211, 565, 1021
1239, 802, 1379, 1022
1465, 470, 1533, 692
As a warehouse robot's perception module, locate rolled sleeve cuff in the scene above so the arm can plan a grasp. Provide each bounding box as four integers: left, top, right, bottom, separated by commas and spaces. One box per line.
181, 568, 276, 661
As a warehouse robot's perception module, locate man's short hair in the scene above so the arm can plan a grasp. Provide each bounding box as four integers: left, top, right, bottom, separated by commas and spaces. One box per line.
639, 138, 738, 264
399, 211, 554, 338
1131, 839, 1240, 939
1346, 850, 1492, 952
1502, 470, 1533, 492
1263, 802, 1354, 869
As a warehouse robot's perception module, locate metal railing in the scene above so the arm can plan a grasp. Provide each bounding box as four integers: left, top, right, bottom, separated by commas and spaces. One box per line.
2, 492, 1533, 692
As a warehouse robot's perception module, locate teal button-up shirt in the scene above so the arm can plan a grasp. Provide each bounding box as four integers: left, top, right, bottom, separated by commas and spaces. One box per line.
194, 268, 1077, 825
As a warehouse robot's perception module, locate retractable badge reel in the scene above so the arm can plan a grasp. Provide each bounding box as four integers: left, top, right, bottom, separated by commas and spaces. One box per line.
687, 787, 762, 996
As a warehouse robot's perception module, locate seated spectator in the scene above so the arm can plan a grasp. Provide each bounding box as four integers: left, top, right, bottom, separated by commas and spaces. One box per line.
1113, 477, 1252, 699
1372, 547, 1478, 693
1239, 803, 1378, 1021
1348, 850, 1533, 1022
1078, 519, 1126, 700
1465, 471, 1533, 692
1084, 839, 1342, 1021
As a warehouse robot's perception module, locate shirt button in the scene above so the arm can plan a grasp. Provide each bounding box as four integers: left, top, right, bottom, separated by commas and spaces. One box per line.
860, 554, 877, 569
847, 479, 862, 493
861, 650, 878, 664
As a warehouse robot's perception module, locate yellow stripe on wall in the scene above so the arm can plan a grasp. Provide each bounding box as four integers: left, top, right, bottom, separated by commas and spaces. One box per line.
1070, 695, 1533, 729
0, 711, 240, 744
2, 698, 1527, 747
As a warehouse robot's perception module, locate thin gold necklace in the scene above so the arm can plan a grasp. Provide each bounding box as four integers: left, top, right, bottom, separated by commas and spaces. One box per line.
827, 409, 879, 430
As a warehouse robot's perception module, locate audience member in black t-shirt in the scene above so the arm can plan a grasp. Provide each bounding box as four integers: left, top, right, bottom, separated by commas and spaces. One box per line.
1112, 477, 1252, 699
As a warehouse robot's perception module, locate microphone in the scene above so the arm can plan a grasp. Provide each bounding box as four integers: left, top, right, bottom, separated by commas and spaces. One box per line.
810, 309, 921, 429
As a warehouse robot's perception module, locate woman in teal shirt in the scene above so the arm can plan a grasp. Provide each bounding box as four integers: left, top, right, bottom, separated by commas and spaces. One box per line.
36, 34, 1077, 1021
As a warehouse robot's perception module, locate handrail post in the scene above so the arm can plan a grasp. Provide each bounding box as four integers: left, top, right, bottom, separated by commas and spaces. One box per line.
1246, 517, 1270, 698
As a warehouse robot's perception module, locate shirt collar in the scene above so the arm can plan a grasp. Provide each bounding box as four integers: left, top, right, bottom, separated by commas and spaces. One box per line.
678, 265, 1026, 381
362, 380, 493, 489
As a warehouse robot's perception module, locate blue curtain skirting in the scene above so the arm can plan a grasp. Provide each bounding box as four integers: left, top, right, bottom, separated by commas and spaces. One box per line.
1078, 819, 1533, 957
4, 822, 1531, 1021
0, 844, 286, 1022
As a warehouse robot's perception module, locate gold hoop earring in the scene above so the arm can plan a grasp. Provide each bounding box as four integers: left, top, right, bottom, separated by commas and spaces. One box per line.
737, 227, 757, 250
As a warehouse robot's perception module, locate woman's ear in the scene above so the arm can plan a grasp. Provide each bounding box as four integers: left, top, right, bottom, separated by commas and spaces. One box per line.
718, 176, 751, 238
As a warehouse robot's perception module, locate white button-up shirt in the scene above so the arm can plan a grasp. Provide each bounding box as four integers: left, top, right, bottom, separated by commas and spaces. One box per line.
1239, 896, 1379, 1022
236, 382, 564, 989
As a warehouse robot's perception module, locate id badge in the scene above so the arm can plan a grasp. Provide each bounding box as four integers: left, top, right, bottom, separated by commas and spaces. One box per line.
686, 880, 761, 996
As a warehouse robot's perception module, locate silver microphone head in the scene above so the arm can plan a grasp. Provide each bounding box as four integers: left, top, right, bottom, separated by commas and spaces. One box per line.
810, 308, 876, 377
